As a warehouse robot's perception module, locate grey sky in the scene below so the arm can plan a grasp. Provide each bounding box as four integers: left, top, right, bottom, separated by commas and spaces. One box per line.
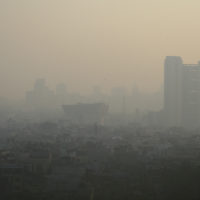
1, 0, 200, 99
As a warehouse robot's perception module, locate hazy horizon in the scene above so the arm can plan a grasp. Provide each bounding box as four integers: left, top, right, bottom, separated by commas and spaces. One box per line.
1, 0, 200, 99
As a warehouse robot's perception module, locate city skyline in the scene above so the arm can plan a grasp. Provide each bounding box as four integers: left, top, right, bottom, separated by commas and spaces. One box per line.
1, 1, 200, 199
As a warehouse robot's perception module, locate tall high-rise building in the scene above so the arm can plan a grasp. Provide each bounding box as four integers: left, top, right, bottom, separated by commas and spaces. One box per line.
164, 56, 183, 127
164, 56, 200, 128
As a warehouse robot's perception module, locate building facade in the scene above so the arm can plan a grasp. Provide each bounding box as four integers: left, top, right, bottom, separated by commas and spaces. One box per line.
164, 56, 200, 128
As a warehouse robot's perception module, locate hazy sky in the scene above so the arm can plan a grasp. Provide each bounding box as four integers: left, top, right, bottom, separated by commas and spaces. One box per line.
1, 0, 200, 99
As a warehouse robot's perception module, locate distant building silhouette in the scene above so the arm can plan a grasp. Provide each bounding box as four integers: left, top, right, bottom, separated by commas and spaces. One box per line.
62, 103, 109, 125
56, 83, 68, 105
110, 87, 127, 113
164, 56, 200, 128
26, 79, 55, 110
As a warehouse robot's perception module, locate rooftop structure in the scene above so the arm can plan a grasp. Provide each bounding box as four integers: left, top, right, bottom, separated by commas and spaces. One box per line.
62, 103, 109, 125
